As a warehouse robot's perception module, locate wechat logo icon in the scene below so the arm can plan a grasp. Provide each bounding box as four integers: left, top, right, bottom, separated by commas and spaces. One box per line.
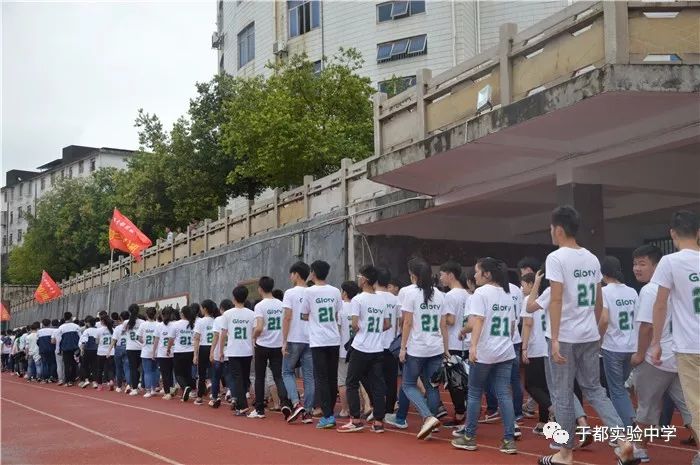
543, 421, 570, 445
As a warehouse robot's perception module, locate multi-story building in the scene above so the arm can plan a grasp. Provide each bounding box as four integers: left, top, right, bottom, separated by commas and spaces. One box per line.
1, 145, 134, 258
213, 0, 570, 93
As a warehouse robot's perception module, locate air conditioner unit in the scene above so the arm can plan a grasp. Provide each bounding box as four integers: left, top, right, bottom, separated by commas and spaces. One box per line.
211, 31, 223, 49
272, 41, 288, 56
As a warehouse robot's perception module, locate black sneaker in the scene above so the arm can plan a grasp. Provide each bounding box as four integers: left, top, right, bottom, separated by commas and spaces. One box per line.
436, 405, 448, 419
212, 399, 221, 409
371, 423, 385, 433
301, 412, 313, 424
288, 403, 305, 423
281, 405, 292, 421
182, 386, 191, 402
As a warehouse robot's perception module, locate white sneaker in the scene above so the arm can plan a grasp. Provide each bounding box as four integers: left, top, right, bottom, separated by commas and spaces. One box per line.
129, 389, 139, 396
163, 394, 173, 400
417, 417, 440, 440
91, 381, 98, 388
144, 392, 153, 398
247, 410, 265, 419
80, 381, 90, 389
115, 387, 123, 393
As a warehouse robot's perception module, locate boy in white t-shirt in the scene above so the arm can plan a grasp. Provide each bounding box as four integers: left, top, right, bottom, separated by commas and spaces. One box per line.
300, 260, 343, 429
650, 210, 700, 463
539, 206, 632, 465
376, 267, 401, 418
337, 281, 360, 418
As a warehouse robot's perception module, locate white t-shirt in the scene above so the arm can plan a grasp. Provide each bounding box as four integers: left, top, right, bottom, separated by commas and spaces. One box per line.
535, 287, 552, 339
338, 301, 353, 359
194, 316, 215, 347
81, 327, 100, 349
601, 283, 638, 353
111, 324, 128, 350
635, 282, 676, 372
521, 296, 548, 358
254, 298, 285, 349
469, 284, 516, 364
444, 288, 469, 352
651, 249, 700, 354
222, 308, 255, 357
138, 320, 159, 358
398, 284, 417, 312
509, 283, 523, 345
171, 320, 195, 353
300, 284, 342, 348
124, 319, 143, 351
282, 286, 309, 344
350, 292, 389, 354
378, 290, 400, 350
96, 327, 114, 356
545, 247, 601, 343
211, 315, 226, 362
156, 322, 175, 359
402, 286, 447, 358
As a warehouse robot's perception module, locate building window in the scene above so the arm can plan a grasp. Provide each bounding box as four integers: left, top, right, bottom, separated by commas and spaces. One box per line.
19, 183, 23, 197
377, 1, 425, 22
61, 169, 65, 179
288, 0, 320, 38
17, 229, 22, 243
377, 34, 427, 63
18, 207, 23, 220
2, 191, 5, 203
237, 22, 255, 68
27, 205, 31, 216
90, 158, 96, 172
313, 60, 323, 76
68, 167, 73, 179
378, 75, 417, 97
79, 160, 85, 174
2, 236, 6, 247
50, 172, 56, 186
9, 212, 13, 224
40, 177, 45, 190
9, 234, 12, 245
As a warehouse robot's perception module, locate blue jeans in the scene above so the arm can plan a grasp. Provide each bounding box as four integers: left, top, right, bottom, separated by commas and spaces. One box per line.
142, 358, 159, 390
466, 359, 515, 440
28, 357, 40, 379
211, 360, 226, 399
40, 352, 56, 380
485, 344, 523, 418
114, 345, 129, 387
601, 349, 635, 427
395, 387, 410, 421
282, 342, 314, 410
402, 354, 442, 419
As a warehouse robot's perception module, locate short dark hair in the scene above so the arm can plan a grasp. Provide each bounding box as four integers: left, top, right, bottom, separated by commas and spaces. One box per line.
670, 210, 700, 239
259, 276, 275, 293
232, 285, 249, 304
376, 267, 391, 287
388, 278, 401, 288
42, 318, 51, 327
51, 319, 60, 327
551, 205, 580, 237
520, 272, 536, 285
359, 265, 379, 286
310, 260, 331, 281
63, 312, 72, 321
272, 289, 284, 301
439, 260, 462, 279
632, 244, 663, 265
517, 256, 541, 274
110, 312, 119, 321
31, 321, 40, 330
289, 261, 310, 281
341, 280, 360, 300
220, 299, 234, 311
601, 256, 625, 282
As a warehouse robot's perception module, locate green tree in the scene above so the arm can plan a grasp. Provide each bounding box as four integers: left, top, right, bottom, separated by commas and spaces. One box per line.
222, 48, 374, 190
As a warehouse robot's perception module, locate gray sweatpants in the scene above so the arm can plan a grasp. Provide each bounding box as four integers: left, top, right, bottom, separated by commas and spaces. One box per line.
547, 340, 623, 449
543, 352, 586, 420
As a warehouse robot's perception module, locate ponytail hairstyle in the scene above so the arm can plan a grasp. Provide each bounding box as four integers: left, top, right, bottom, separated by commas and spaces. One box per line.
161, 306, 174, 326
200, 299, 220, 318
100, 314, 114, 334
180, 305, 196, 330
476, 257, 510, 293
127, 304, 140, 330
190, 302, 201, 318
408, 259, 434, 305
145, 307, 157, 321
119, 311, 130, 323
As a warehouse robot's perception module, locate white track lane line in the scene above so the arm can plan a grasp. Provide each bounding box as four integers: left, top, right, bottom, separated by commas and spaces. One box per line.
2, 397, 183, 465
3, 381, 389, 465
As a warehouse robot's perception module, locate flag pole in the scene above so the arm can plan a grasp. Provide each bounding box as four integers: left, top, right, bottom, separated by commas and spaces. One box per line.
106, 249, 114, 314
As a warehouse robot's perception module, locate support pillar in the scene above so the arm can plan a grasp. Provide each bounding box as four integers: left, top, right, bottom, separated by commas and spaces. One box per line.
557, 183, 606, 259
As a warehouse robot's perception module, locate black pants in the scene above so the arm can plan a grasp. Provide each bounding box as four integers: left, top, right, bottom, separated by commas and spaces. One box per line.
346, 349, 386, 421
229, 356, 252, 409
447, 349, 467, 416
173, 352, 195, 390
126, 349, 142, 388
96, 355, 114, 384
1, 353, 9, 370
158, 357, 174, 393
525, 356, 551, 423
62, 350, 77, 382
311, 346, 339, 418
382, 349, 399, 415
81, 350, 98, 381
196, 346, 211, 398
254, 344, 290, 414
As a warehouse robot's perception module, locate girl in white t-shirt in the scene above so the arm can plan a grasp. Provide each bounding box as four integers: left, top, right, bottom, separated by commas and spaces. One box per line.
453, 257, 517, 455
154, 307, 176, 400
95, 314, 115, 391
168, 305, 196, 402
124, 305, 143, 396
193, 299, 219, 406
137, 307, 160, 398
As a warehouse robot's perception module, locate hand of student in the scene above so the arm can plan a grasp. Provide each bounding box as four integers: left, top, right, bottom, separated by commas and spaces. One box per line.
649, 343, 662, 366
535, 269, 544, 282
521, 349, 529, 365
193, 355, 198, 366
209, 352, 214, 363
468, 348, 477, 364
630, 352, 644, 367
399, 348, 407, 363
282, 343, 288, 357
551, 340, 567, 364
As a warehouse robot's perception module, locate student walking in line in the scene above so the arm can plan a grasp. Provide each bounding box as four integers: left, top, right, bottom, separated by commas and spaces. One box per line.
53, 312, 81, 387
137, 307, 160, 398
169, 305, 197, 402
124, 305, 143, 396
154, 307, 176, 400
193, 300, 219, 406
95, 314, 115, 390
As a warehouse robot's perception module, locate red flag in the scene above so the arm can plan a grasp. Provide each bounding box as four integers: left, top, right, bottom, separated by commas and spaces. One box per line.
109, 208, 152, 261
0, 302, 9, 322
34, 271, 62, 304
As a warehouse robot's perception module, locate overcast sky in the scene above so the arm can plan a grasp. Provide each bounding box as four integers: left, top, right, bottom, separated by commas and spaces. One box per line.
2, 1, 216, 184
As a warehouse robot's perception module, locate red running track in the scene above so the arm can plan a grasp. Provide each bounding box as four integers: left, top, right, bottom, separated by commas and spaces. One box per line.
1, 374, 695, 465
